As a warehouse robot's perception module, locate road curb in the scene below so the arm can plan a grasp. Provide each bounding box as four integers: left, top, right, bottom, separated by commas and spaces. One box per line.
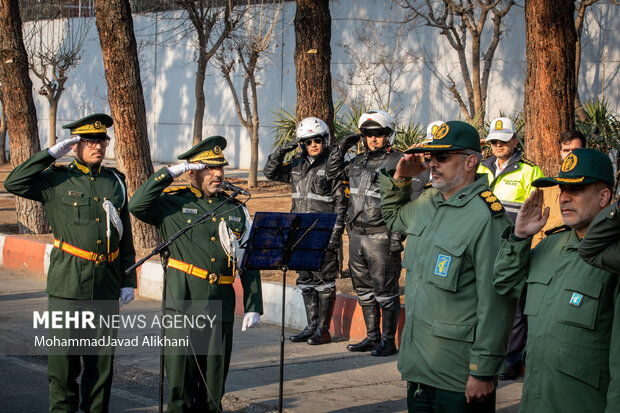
0, 233, 404, 342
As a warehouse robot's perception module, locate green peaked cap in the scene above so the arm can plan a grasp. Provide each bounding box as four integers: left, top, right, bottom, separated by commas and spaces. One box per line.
533, 148, 614, 187
62, 113, 113, 138
405, 120, 481, 153
177, 136, 229, 166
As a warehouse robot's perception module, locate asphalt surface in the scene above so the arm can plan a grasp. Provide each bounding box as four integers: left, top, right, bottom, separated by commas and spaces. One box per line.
0, 266, 523, 412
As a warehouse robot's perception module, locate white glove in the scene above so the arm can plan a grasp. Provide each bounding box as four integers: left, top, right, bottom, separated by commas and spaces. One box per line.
47, 136, 82, 159
120, 287, 135, 306
241, 312, 260, 331
166, 162, 205, 178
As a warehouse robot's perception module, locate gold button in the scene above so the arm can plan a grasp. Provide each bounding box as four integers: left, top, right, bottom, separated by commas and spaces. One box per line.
211, 237, 216, 242
73, 202, 77, 206
117, 208, 121, 212
103, 197, 107, 201
220, 217, 225, 221
95, 218, 100, 223
211, 258, 216, 263
212, 217, 217, 222
94, 197, 99, 202
208, 199, 213, 204
187, 219, 191, 223
97, 240, 102, 245
90, 177, 95, 181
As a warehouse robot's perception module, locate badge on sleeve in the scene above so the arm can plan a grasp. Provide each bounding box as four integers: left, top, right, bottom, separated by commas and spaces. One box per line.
434, 254, 452, 278
570, 292, 583, 307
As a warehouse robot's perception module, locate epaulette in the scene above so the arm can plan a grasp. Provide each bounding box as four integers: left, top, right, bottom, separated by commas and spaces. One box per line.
521, 157, 537, 167
163, 186, 190, 194
424, 182, 433, 189
282, 161, 291, 166
544, 225, 571, 236
478, 190, 505, 216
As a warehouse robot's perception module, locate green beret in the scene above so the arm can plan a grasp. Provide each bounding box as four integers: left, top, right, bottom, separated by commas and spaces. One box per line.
533, 148, 614, 187
405, 120, 481, 154
62, 113, 113, 138
177, 136, 229, 166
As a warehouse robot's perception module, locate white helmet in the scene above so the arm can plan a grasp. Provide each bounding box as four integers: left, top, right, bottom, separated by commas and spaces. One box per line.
296, 117, 330, 142
424, 120, 445, 144
358, 109, 396, 144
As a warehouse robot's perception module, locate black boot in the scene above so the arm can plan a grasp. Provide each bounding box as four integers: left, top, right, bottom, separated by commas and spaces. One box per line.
307, 288, 336, 345
371, 306, 400, 356
290, 288, 318, 342
346, 303, 381, 352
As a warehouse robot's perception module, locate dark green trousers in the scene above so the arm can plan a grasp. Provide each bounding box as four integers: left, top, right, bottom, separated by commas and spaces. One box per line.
407, 382, 496, 413
165, 321, 233, 413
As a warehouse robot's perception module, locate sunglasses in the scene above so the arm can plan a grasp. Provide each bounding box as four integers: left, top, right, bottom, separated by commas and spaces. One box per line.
360, 128, 391, 138
303, 138, 323, 146
82, 138, 109, 148
430, 151, 470, 163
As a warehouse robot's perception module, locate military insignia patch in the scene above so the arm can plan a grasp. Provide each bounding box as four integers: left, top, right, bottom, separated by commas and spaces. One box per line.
229, 216, 241, 222
345, 187, 351, 198
495, 119, 503, 130
569, 292, 583, 307
479, 190, 505, 216
182, 208, 198, 214
433, 123, 449, 140
480, 191, 493, 198
562, 153, 578, 172
434, 254, 452, 277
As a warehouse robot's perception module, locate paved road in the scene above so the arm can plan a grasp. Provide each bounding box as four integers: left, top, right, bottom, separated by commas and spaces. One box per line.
0, 266, 522, 412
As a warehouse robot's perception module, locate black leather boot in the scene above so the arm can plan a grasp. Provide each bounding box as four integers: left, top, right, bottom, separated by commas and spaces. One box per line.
346, 303, 381, 352
371, 306, 399, 356
307, 288, 336, 345
290, 288, 318, 342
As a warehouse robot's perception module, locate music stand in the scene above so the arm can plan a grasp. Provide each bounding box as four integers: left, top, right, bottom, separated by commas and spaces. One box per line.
241, 211, 337, 413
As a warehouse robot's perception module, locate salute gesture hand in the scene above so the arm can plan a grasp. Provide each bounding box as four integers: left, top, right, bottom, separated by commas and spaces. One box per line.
514, 189, 549, 239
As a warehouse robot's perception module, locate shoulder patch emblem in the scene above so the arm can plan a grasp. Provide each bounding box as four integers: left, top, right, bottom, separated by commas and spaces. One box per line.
521, 157, 537, 167
344, 187, 351, 198
544, 225, 571, 236
479, 190, 505, 216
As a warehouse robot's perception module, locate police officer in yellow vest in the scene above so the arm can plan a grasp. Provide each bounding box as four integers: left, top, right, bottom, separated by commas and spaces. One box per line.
128, 136, 263, 412
477, 117, 544, 380
4, 114, 137, 413
494, 148, 619, 412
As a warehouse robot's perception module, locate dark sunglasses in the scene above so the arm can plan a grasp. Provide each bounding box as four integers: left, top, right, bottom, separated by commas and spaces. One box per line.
360, 127, 392, 138
303, 138, 323, 146
430, 151, 470, 163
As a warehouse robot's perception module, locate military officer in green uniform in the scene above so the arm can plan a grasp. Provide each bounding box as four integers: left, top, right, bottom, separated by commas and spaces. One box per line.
128, 136, 263, 413
494, 148, 620, 413
379, 121, 517, 412
579, 196, 620, 273
4, 113, 137, 413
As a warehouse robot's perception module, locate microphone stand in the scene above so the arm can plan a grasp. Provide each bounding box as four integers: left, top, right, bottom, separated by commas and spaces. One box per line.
125, 188, 246, 413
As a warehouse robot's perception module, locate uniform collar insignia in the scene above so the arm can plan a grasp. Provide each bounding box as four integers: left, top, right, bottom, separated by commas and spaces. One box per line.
189, 185, 203, 198
73, 159, 101, 175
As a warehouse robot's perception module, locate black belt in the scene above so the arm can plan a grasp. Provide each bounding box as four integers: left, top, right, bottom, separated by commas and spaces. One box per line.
349, 225, 389, 235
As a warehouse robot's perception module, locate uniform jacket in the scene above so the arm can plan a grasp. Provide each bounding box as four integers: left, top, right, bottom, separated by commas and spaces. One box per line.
494, 227, 620, 413
326, 145, 402, 229
579, 200, 620, 274
263, 149, 347, 245
4, 150, 137, 300
128, 167, 263, 323
478, 149, 544, 221
379, 172, 516, 391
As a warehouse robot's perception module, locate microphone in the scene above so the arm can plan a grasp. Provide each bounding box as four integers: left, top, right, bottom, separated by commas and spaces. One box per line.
221, 181, 250, 196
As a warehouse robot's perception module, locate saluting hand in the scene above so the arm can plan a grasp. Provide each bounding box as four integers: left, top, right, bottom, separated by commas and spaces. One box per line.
48, 136, 82, 159
515, 188, 549, 239
393, 154, 427, 180
166, 162, 205, 178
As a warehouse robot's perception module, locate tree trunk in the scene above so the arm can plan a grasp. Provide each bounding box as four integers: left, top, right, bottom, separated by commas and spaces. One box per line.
294, 0, 334, 141
574, 33, 588, 122
524, 0, 576, 176
248, 123, 259, 188
0, 0, 49, 233
193, 48, 207, 145
49, 98, 57, 146
0, 100, 7, 164
95, 0, 159, 251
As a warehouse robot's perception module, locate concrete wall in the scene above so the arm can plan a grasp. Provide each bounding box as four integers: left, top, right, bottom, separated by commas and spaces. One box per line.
23, 0, 620, 168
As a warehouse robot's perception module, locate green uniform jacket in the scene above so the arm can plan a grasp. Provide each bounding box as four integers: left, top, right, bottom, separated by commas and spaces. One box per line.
128, 167, 263, 323
494, 227, 620, 412
379, 172, 516, 392
579, 200, 620, 273
4, 150, 137, 300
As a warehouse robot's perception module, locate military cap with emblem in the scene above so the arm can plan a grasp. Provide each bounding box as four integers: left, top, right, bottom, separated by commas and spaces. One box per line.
533, 148, 614, 187
405, 120, 481, 154
62, 113, 113, 140
177, 135, 229, 166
